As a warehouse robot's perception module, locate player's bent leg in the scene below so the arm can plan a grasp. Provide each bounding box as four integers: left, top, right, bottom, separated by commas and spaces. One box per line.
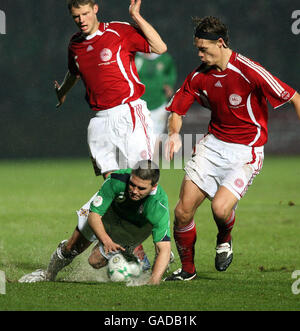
64, 226, 93, 255
133, 244, 151, 271
211, 186, 238, 271
211, 186, 238, 223
88, 243, 108, 269
165, 177, 206, 281
46, 227, 92, 281
19, 228, 91, 283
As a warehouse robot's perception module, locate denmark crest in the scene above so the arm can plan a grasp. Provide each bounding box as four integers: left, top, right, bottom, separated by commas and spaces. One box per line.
100, 48, 112, 62
229, 94, 242, 106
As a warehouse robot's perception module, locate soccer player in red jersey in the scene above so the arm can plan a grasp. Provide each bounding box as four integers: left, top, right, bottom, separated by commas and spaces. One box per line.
54, 0, 167, 178
164, 16, 300, 281
54, 0, 167, 271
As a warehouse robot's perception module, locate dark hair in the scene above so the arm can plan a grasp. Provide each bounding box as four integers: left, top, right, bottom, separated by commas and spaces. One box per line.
131, 160, 160, 186
193, 16, 230, 47
67, 0, 96, 11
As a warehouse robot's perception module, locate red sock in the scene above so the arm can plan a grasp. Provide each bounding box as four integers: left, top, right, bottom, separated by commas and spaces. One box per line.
133, 244, 145, 261
174, 220, 197, 274
216, 210, 236, 245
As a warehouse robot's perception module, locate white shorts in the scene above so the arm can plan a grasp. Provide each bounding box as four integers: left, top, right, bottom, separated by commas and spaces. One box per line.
77, 193, 98, 243
185, 134, 264, 200
148, 102, 168, 135
88, 99, 155, 174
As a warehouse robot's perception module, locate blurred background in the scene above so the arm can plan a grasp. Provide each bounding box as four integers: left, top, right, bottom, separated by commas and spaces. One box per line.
0, 0, 299, 159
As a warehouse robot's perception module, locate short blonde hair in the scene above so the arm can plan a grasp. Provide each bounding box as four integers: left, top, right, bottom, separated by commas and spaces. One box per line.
67, 0, 96, 11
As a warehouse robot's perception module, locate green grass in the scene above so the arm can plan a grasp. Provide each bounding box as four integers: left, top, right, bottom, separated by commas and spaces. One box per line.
0, 157, 300, 311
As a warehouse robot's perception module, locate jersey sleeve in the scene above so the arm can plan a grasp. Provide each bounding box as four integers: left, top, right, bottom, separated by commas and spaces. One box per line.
260, 75, 296, 109
89, 177, 117, 216
242, 57, 296, 109
166, 71, 204, 115
117, 23, 151, 54
145, 199, 170, 243
68, 46, 80, 77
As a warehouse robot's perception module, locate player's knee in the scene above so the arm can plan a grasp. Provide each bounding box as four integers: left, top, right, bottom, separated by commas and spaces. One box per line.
88, 255, 104, 269
211, 201, 230, 222
88, 251, 107, 270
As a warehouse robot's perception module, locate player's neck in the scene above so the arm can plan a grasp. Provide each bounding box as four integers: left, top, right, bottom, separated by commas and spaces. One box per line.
215, 48, 232, 72
87, 21, 100, 36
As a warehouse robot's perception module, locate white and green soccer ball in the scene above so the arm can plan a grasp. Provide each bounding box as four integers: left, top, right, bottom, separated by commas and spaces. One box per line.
108, 253, 142, 282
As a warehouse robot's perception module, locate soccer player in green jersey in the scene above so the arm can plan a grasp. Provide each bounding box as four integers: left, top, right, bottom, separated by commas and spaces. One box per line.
135, 52, 177, 135
19, 160, 171, 285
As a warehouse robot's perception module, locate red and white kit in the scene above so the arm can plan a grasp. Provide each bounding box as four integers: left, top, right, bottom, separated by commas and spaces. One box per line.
167, 51, 296, 199
68, 22, 155, 173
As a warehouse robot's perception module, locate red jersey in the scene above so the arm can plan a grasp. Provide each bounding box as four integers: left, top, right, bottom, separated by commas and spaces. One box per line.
166, 51, 296, 147
68, 22, 151, 111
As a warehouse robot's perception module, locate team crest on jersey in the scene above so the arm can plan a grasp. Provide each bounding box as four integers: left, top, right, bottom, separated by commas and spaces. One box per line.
138, 204, 144, 214
229, 94, 242, 106
115, 192, 126, 203
93, 195, 103, 207
156, 62, 164, 72
100, 48, 112, 62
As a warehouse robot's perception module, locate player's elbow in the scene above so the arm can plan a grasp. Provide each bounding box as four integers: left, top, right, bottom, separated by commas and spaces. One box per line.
290, 92, 300, 120
160, 43, 168, 54
154, 42, 167, 55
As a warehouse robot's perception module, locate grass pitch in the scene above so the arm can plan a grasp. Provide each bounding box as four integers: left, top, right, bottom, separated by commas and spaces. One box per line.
0, 157, 300, 311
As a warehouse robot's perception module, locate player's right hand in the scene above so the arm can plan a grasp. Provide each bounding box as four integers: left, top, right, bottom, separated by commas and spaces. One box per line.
103, 238, 126, 255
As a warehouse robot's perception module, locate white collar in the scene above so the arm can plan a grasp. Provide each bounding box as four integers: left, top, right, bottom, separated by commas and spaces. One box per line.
85, 29, 103, 40
150, 186, 158, 195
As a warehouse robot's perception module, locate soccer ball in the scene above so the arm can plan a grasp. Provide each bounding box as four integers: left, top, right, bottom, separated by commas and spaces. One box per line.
108, 253, 142, 282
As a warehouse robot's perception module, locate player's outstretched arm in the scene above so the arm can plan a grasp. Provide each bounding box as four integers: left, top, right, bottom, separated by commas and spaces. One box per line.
88, 212, 125, 254
290, 92, 300, 121
54, 70, 80, 109
164, 112, 183, 161
129, 0, 167, 54
148, 241, 171, 285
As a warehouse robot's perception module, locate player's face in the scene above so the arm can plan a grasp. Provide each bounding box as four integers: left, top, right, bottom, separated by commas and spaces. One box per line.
194, 37, 223, 67
71, 4, 99, 36
128, 175, 157, 201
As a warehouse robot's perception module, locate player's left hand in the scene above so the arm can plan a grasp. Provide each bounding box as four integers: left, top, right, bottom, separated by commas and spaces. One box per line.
164, 133, 182, 161
129, 0, 142, 18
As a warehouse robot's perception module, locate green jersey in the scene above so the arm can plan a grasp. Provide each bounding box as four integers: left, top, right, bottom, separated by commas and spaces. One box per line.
135, 53, 177, 110
89, 169, 170, 244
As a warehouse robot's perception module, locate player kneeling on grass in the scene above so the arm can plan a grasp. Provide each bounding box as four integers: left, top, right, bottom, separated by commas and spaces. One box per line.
19, 160, 172, 285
